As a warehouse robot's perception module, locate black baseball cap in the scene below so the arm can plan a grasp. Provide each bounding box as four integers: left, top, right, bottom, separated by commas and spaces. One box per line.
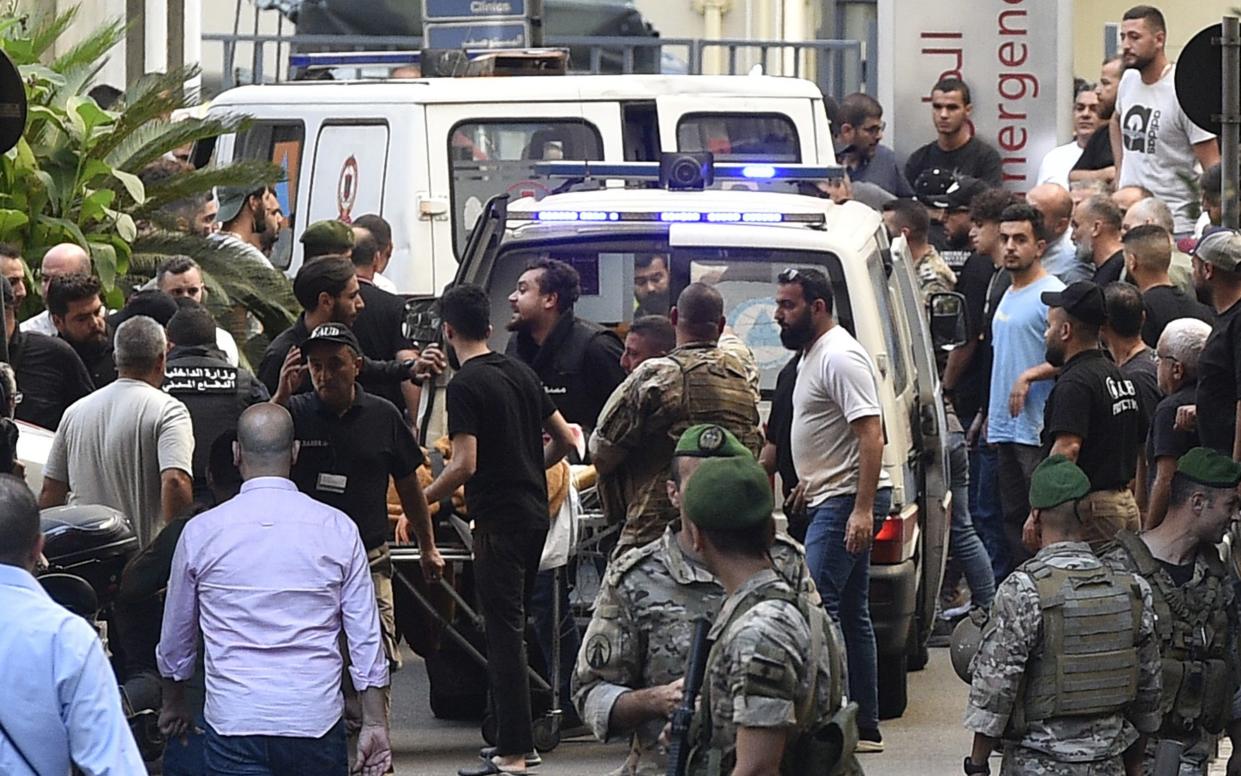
1041, 281, 1107, 326
914, 169, 985, 211
301, 323, 361, 356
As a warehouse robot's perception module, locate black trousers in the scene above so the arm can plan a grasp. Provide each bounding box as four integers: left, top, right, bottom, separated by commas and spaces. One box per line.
995, 442, 1042, 577
473, 528, 547, 757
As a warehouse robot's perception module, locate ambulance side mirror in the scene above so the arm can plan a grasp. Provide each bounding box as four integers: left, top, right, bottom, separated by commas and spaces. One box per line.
928, 292, 967, 352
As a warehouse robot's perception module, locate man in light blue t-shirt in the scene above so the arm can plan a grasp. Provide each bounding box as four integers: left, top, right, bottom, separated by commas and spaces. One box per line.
987, 203, 1064, 574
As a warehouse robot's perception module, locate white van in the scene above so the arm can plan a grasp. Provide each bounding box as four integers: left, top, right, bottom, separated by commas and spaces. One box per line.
205, 74, 834, 294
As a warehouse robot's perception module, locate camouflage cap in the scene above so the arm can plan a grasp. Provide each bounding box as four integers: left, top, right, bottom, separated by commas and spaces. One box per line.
1176, 447, 1241, 488
1029, 454, 1090, 509
1193, 228, 1241, 272
682, 456, 773, 530
673, 424, 751, 459
299, 219, 355, 256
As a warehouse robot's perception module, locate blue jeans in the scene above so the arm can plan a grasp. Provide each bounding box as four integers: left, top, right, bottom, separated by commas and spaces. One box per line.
530, 567, 580, 719
948, 432, 995, 611
803, 487, 892, 732
203, 719, 347, 776
162, 713, 206, 776
969, 441, 1007, 583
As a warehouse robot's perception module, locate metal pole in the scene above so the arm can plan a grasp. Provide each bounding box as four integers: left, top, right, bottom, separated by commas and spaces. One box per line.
1222, 17, 1241, 229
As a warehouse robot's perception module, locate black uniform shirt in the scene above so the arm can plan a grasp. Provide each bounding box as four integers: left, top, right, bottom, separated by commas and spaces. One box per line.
1146, 384, 1198, 491
1120, 347, 1161, 442
904, 136, 1004, 188
1041, 349, 1141, 490
353, 281, 416, 411
289, 386, 425, 550
259, 313, 414, 398
1092, 250, 1126, 286
9, 329, 94, 430
1196, 298, 1241, 454
952, 252, 1000, 423
1140, 285, 1214, 348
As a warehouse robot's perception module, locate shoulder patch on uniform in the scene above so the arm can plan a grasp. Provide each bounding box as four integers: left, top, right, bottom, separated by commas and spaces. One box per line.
585, 633, 612, 669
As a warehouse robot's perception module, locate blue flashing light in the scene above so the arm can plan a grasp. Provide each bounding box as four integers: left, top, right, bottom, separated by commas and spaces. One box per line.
741, 164, 776, 179
528, 209, 824, 226
536, 210, 580, 221
742, 212, 783, 223
659, 211, 703, 222
579, 211, 610, 221
706, 212, 743, 223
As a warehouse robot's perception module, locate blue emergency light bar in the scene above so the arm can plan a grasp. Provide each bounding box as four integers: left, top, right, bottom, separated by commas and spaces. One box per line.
532, 161, 843, 183
289, 51, 423, 69
529, 210, 826, 225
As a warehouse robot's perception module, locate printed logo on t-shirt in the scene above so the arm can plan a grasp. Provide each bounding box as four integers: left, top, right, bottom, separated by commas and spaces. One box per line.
1105, 375, 1139, 416
1122, 105, 1160, 154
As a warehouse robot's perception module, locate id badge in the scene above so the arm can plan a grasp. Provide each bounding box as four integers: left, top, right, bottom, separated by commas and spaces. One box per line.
317, 472, 348, 494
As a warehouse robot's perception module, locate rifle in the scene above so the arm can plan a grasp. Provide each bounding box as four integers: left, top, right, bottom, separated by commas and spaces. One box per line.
1151, 739, 1183, 776
666, 618, 712, 776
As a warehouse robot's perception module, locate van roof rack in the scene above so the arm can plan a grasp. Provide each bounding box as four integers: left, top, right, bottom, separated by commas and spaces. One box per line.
288, 48, 569, 77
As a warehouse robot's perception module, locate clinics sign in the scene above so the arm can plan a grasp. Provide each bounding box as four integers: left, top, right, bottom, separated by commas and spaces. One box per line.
876, 0, 1072, 192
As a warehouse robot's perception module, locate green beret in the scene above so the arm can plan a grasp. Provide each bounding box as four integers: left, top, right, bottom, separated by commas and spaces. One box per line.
1176, 447, 1241, 488
674, 424, 751, 459
1029, 455, 1090, 509
682, 456, 772, 530
300, 219, 355, 255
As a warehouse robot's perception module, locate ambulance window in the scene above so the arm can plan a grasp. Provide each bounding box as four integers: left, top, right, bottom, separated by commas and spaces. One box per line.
233, 122, 305, 220
867, 252, 910, 392
449, 120, 604, 257
676, 113, 799, 162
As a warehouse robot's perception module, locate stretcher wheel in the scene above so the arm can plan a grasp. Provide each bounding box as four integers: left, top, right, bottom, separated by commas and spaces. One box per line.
532, 714, 561, 753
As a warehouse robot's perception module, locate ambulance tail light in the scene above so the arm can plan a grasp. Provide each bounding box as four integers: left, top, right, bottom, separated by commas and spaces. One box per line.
871, 504, 918, 564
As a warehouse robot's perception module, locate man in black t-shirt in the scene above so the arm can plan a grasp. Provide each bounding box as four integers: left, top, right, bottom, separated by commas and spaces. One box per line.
1145, 318, 1213, 528
904, 77, 1003, 188
350, 226, 421, 419
760, 354, 803, 539
1069, 57, 1123, 186
423, 285, 576, 776
1191, 229, 1241, 457
1101, 283, 1161, 444
1039, 281, 1142, 548
1124, 224, 1214, 347
274, 323, 443, 744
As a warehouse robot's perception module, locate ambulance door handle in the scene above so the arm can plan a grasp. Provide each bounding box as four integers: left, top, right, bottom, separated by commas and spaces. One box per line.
875, 353, 889, 378
418, 194, 450, 220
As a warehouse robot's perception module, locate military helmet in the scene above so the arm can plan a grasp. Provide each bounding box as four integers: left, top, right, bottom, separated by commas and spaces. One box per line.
949, 608, 990, 683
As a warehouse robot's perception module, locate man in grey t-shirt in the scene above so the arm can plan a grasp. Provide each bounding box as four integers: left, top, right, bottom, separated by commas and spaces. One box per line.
40, 316, 194, 548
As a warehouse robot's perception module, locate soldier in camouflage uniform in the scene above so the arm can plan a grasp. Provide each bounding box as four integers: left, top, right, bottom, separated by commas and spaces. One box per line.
572, 425, 821, 776
964, 455, 1162, 776
592, 283, 763, 552
1103, 448, 1241, 776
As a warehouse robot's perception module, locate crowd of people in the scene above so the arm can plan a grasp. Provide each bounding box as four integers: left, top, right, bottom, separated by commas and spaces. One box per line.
4, 3, 1241, 775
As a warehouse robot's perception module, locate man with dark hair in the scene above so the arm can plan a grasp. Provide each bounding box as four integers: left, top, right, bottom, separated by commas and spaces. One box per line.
837, 92, 913, 197
0, 276, 93, 430
0, 474, 147, 775
1112, 4, 1219, 235
594, 282, 763, 552
913, 168, 986, 269
1071, 194, 1127, 285
632, 254, 671, 317
1145, 319, 1212, 528
165, 303, 269, 501
620, 315, 675, 373
214, 185, 277, 267
138, 158, 217, 237
1036, 84, 1101, 188
885, 198, 956, 294
41, 315, 195, 548
1071, 56, 1125, 185
1105, 447, 1241, 776
47, 272, 116, 388
988, 204, 1064, 573
1125, 224, 1214, 346
1102, 282, 1161, 445
350, 225, 420, 419
1200, 163, 1223, 229
1038, 281, 1142, 547
23, 243, 91, 336
422, 283, 575, 776
0, 243, 28, 312
905, 77, 1003, 187
506, 257, 625, 439
258, 256, 421, 397
353, 213, 398, 292
155, 255, 240, 365
775, 265, 890, 750
1191, 229, 1241, 457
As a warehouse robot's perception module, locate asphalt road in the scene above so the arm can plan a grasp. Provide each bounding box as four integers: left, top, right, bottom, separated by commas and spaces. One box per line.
389, 643, 976, 775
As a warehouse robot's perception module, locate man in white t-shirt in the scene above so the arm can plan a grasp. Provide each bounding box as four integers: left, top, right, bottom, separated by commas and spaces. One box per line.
774, 266, 891, 752
1110, 5, 1219, 235
39, 315, 194, 548
1035, 86, 1100, 189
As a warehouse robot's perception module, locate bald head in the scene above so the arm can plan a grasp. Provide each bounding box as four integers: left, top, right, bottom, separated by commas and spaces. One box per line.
673, 282, 725, 342
40, 243, 91, 298
1123, 197, 1175, 235
236, 403, 297, 478
1112, 186, 1154, 214
1027, 183, 1073, 239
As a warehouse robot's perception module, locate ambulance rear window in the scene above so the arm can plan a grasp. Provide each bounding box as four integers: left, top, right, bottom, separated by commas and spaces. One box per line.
449, 119, 604, 258
676, 113, 800, 163
233, 122, 305, 223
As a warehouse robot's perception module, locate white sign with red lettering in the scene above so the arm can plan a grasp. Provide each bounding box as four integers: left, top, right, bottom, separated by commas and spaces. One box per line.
877, 0, 1073, 193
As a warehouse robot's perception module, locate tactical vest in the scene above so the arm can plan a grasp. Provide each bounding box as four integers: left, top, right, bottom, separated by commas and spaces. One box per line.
506, 317, 621, 431
691, 583, 860, 776
1007, 560, 1143, 736
1113, 531, 1237, 735
164, 351, 256, 498
666, 345, 763, 456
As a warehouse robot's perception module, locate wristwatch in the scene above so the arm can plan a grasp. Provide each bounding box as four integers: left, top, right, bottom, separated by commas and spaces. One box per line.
963, 756, 990, 775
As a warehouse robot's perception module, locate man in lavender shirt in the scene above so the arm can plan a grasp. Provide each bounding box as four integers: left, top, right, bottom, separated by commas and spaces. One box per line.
157, 403, 392, 775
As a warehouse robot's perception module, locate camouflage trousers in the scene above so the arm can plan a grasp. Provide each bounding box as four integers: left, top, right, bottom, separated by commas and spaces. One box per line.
1000, 747, 1124, 775
1141, 735, 1213, 776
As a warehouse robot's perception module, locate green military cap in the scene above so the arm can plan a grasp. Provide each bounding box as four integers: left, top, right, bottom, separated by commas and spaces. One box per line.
1176, 447, 1241, 488
674, 424, 751, 459
682, 456, 772, 530
299, 219, 355, 255
1029, 454, 1091, 510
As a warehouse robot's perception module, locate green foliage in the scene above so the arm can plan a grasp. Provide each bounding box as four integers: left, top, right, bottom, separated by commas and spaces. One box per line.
0, 4, 295, 346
